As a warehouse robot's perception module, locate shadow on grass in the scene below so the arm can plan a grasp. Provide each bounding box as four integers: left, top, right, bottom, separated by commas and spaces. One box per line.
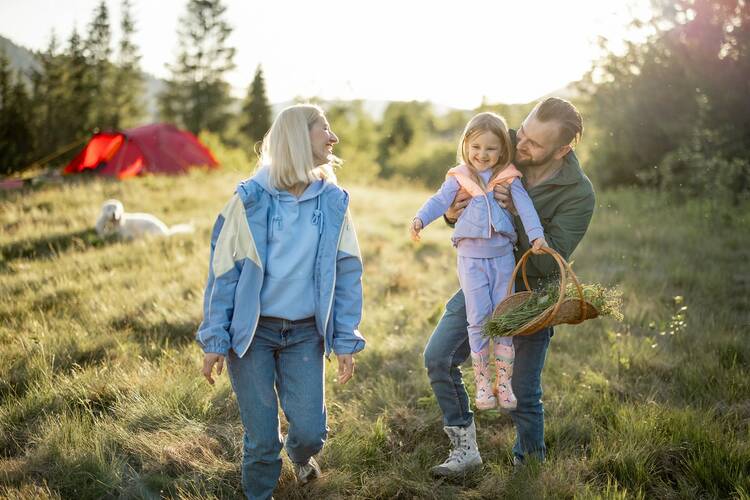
0, 228, 116, 262
1, 335, 118, 404
111, 315, 198, 354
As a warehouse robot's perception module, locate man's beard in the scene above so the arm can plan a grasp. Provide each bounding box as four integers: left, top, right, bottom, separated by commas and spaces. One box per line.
514, 148, 557, 168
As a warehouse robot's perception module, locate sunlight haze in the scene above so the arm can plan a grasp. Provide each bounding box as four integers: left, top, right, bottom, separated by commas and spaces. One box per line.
0, 0, 653, 108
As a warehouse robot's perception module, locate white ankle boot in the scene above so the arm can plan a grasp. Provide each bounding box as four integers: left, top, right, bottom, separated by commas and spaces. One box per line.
430, 420, 483, 477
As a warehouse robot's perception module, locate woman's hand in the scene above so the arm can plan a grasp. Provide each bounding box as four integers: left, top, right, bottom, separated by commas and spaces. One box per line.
445, 188, 471, 223
410, 218, 423, 242
337, 354, 355, 384
202, 353, 225, 385
531, 237, 549, 255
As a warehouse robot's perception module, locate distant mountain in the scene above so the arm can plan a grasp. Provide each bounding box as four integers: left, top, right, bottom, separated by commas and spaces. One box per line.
0, 34, 40, 76
142, 74, 165, 121
1, 33, 579, 125
270, 99, 393, 120
270, 99, 466, 120
1, 34, 164, 122
540, 82, 583, 102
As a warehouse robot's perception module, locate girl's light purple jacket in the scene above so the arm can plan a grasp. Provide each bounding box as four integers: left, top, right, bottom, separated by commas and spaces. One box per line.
415, 165, 545, 258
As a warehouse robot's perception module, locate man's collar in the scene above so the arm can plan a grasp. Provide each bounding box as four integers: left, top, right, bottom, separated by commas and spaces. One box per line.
521, 152, 583, 187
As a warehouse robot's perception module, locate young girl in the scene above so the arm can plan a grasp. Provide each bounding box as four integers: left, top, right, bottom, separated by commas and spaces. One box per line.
197, 104, 365, 500
410, 112, 547, 411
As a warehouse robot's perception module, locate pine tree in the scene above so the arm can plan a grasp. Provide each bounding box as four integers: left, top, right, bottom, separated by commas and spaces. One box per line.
85, 0, 114, 129
159, 0, 236, 135
66, 28, 96, 138
240, 65, 271, 156
112, 0, 145, 128
0, 49, 14, 174
29, 33, 72, 160
0, 49, 9, 109
0, 50, 36, 176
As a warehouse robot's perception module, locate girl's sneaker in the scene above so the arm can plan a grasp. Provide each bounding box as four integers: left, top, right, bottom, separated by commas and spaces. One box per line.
494, 342, 517, 410
471, 348, 497, 410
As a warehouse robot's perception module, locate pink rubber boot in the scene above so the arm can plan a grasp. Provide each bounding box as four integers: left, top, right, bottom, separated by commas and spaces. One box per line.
494, 342, 517, 410
471, 348, 497, 410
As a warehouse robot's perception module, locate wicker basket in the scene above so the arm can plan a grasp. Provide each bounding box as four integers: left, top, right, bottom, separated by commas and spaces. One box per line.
491, 246, 599, 336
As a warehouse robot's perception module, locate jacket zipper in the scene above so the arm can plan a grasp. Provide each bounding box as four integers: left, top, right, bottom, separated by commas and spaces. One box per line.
483, 194, 492, 238
239, 202, 263, 358
323, 209, 348, 355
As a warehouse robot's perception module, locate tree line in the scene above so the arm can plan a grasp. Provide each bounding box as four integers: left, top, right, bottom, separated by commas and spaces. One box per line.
1, 0, 747, 202
580, 0, 748, 201
0, 0, 271, 177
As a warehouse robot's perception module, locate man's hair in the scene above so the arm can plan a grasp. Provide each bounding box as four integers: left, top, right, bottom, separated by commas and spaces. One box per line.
533, 97, 583, 148
259, 104, 335, 190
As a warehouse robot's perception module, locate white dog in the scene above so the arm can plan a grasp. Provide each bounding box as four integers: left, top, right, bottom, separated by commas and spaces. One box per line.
95, 199, 193, 239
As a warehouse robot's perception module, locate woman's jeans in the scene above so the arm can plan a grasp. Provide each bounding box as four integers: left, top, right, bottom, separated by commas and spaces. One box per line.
423, 289, 552, 462
227, 317, 327, 500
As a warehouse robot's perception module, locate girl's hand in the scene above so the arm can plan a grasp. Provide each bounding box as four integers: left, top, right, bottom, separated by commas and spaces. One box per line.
410, 218, 423, 242
337, 354, 355, 384
202, 353, 225, 385
531, 237, 549, 255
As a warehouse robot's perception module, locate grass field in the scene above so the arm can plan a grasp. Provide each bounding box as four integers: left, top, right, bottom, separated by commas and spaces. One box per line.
1, 169, 748, 499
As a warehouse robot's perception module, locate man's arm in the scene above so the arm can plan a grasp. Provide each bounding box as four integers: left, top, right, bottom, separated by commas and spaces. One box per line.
442, 188, 472, 226
522, 190, 596, 278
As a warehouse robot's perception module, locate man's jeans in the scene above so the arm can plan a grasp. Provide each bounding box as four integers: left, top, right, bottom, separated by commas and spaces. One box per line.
227, 317, 327, 500
424, 289, 552, 462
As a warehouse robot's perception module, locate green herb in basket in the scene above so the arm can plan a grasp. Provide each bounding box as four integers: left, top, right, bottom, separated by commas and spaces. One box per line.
483, 281, 623, 338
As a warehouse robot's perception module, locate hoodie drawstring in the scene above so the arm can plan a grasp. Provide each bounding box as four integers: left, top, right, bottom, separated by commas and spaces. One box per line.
312, 196, 324, 235
269, 188, 323, 240
269, 193, 282, 240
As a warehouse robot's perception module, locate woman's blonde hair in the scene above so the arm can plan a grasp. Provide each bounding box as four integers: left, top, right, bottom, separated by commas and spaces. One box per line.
457, 112, 513, 187
259, 104, 337, 190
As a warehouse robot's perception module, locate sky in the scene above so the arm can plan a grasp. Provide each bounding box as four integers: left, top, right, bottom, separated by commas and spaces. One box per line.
0, 0, 653, 109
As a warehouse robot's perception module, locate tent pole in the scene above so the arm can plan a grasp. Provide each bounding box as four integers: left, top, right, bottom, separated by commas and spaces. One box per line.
21, 135, 90, 172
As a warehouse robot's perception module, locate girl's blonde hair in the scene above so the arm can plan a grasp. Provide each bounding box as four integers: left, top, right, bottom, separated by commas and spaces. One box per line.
259, 104, 337, 190
457, 112, 513, 187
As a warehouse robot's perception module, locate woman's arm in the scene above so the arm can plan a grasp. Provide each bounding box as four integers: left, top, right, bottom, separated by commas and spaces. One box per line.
196, 194, 250, 357
332, 209, 366, 358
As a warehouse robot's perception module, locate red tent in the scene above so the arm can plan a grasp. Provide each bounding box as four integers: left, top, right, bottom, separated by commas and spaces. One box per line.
63, 123, 219, 178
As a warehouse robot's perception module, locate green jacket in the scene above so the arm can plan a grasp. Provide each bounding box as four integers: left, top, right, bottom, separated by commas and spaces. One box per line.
513, 150, 596, 291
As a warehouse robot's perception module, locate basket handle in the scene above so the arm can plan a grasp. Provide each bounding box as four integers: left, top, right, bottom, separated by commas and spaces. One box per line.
564, 254, 587, 321
505, 246, 587, 322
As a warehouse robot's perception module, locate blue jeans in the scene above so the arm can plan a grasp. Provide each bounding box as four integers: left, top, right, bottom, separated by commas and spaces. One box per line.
423, 289, 552, 462
227, 317, 327, 500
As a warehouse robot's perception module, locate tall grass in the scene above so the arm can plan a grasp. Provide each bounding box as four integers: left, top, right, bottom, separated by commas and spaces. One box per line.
1, 170, 748, 499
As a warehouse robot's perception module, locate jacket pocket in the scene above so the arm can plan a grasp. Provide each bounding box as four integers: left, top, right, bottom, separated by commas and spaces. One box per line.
459, 199, 488, 229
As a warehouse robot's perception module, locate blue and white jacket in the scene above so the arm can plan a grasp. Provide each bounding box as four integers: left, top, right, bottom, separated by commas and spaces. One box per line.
196, 167, 366, 358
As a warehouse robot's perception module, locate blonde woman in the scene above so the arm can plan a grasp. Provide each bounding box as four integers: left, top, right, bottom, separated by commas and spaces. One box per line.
197, 104, 365, 499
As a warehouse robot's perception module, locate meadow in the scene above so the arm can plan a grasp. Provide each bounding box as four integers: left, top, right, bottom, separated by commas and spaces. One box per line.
1, 169, 748, 499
